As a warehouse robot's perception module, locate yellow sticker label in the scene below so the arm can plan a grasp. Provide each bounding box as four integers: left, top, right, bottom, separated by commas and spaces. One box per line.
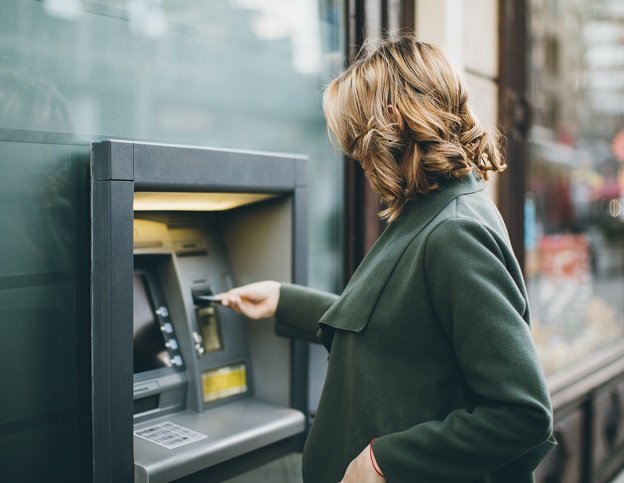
202, 363, 247, 403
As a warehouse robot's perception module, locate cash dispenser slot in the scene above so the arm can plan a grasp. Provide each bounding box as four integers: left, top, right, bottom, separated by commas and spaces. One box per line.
91, 141, 309, 483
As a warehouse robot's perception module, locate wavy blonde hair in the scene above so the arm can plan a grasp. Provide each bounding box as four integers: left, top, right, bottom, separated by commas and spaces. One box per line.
323, 35, 505, 222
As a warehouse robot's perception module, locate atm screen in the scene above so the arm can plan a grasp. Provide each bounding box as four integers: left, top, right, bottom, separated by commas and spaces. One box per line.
133, 274, 173, 374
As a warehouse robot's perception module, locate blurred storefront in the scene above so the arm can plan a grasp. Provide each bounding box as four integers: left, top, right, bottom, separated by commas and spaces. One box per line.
527, 0, 624, 380
503, 0, 624, 480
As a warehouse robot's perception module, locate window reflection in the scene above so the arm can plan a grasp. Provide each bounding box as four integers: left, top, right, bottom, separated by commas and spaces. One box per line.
0, 0, 345, 291
0, 1, 345, 479
529, 0, 624, 374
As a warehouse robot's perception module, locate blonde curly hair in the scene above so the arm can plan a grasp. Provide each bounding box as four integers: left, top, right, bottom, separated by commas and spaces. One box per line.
323, 35, 505, 222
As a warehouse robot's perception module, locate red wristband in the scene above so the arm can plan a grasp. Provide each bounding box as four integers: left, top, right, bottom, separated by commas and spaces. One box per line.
370, 438, 385, 479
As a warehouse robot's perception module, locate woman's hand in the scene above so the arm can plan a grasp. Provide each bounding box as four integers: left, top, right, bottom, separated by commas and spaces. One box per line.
340, 443, 386, 482
216, 281, 281, 320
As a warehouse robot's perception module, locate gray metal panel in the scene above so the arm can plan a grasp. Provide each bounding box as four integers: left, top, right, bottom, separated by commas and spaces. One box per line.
132, 142, 303, 192
294, 156, 308, 189
290, 186, 309, 439
92, 139, 134, 182
92, 177, 135, 483
292, 186, 308, 287
133, 399, 305, 483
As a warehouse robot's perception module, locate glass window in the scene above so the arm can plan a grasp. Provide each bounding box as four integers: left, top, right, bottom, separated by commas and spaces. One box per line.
528, 0, 624, 375
0, 0, 344, 288
0, 1, 344, 480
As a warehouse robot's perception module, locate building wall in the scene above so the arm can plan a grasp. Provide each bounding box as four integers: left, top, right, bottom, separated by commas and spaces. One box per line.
416, 0, 501, 200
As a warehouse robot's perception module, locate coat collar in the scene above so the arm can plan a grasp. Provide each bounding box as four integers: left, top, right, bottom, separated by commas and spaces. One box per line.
319, 172, 487, 333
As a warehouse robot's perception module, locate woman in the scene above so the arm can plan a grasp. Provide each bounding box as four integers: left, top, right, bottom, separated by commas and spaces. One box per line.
219, 35, 556, 482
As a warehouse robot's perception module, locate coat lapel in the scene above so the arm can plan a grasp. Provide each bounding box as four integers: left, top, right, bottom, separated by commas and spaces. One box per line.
319, 173, 486, 333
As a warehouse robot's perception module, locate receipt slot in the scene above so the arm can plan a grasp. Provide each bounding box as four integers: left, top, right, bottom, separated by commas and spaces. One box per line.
91, 140, 309, 482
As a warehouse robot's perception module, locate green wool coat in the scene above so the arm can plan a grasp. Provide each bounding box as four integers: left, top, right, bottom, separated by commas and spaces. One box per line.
275, 173, 556, 482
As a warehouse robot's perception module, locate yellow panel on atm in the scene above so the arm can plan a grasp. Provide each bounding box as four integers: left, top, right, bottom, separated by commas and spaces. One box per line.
202, 363, 248, 403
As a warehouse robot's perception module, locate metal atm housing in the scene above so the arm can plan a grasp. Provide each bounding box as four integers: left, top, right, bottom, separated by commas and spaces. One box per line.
91, 140, 309, 482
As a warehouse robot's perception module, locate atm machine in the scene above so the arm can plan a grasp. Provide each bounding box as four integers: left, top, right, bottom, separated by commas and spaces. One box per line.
91, 140, 309, 482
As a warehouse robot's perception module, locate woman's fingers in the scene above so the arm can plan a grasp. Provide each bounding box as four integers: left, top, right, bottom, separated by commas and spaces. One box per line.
216, 281, 280, 320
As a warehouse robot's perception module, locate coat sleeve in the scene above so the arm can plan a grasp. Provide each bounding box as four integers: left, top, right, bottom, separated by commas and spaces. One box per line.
274, 282, 338, 344
373, 217, 556, 481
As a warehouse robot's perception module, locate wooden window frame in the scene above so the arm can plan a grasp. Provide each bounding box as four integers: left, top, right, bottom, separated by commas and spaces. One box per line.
498, 0, 531, 271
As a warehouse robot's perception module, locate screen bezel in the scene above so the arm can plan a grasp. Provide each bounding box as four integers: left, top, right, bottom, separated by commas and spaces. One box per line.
133, 272, 173, 374
132, 263, 185, 384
